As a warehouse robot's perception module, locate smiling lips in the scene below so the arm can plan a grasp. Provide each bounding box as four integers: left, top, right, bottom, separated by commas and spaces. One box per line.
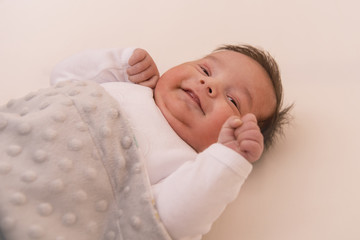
184, 89, 204, 113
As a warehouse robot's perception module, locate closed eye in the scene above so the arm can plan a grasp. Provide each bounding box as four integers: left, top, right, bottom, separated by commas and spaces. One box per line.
227, 96, 239, 109
200, 66, 210, 76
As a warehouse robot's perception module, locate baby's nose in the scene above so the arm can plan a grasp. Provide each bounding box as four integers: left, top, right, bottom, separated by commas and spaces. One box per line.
200, 79, 216, 97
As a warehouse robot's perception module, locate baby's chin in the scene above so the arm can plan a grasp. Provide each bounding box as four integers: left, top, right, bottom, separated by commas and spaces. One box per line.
186, 137, 217, 153
163, 119, 216, 153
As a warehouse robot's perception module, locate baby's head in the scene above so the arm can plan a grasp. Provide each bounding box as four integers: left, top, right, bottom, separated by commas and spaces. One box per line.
154, 44, 291, 152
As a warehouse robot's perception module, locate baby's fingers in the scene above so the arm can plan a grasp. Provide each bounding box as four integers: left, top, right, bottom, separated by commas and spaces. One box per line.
218, 116, 242, 144
237, 129, 263, 163
127, 49, 152, 75
128, 64, 158, 84
241, 113, 258, 124
234, 121, 260, 137
236, 129, 263, 143
226, 116, 243, 129
234, 114, 259, 134
239, 139, 263, 163
128, 49, 146, 66
137, 75, 159, 88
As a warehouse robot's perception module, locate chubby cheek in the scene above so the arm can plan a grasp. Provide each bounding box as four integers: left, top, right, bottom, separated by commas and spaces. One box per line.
210, 104, 237, 128
194, 109, 234, 152
207, 114, 229, 136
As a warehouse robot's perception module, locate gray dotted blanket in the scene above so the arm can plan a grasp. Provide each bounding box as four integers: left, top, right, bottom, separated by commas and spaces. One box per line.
0, 81, 172, 240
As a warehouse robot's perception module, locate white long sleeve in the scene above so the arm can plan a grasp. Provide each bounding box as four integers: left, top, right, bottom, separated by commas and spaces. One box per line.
153, 144, 252, 240
50, 47, 135, 85
49, 48, 253, 240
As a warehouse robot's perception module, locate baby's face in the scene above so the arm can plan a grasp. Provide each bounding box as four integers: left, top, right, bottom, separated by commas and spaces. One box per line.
154, 50, 276, 152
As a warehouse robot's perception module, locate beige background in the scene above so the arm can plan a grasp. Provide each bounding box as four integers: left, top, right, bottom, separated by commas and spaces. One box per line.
1, 0, 359, 239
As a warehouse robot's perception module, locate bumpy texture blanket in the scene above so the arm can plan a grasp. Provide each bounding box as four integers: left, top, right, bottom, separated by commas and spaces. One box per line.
0, 81, 172, 240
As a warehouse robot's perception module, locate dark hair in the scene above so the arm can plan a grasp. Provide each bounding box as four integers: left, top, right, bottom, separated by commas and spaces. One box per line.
215, 44, 293, 150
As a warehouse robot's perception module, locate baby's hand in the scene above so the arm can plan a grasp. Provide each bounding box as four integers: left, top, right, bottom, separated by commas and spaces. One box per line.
218, 114, 264, 163
127, 48, 160, 88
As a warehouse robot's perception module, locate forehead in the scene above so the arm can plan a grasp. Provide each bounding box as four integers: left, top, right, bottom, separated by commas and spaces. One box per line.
205, 50, 261, 71
203, 50, 270, 86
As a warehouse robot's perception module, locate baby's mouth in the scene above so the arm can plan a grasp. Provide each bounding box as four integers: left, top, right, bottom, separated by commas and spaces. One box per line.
184, 89, 204, 114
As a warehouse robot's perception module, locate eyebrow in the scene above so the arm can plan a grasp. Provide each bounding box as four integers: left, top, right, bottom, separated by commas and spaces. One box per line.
205, 54, 221, 65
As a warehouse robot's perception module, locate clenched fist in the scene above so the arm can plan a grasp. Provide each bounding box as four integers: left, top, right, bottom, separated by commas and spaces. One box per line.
127, 48, 159, 88
218, 114, 264, 163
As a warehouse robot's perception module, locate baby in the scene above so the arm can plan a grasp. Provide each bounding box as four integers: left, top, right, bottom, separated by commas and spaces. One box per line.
48, 44, 290, 240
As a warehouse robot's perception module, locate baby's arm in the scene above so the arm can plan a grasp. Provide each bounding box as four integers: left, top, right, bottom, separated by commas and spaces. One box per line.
50, 48, 159, 88
50, 48, 135, 85
218, 114, 264, 163
153, 144, 252, 239
154, 116, 261, 239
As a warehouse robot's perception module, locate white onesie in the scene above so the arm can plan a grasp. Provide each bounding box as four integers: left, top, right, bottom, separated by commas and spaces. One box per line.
50, 48, 253, 240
